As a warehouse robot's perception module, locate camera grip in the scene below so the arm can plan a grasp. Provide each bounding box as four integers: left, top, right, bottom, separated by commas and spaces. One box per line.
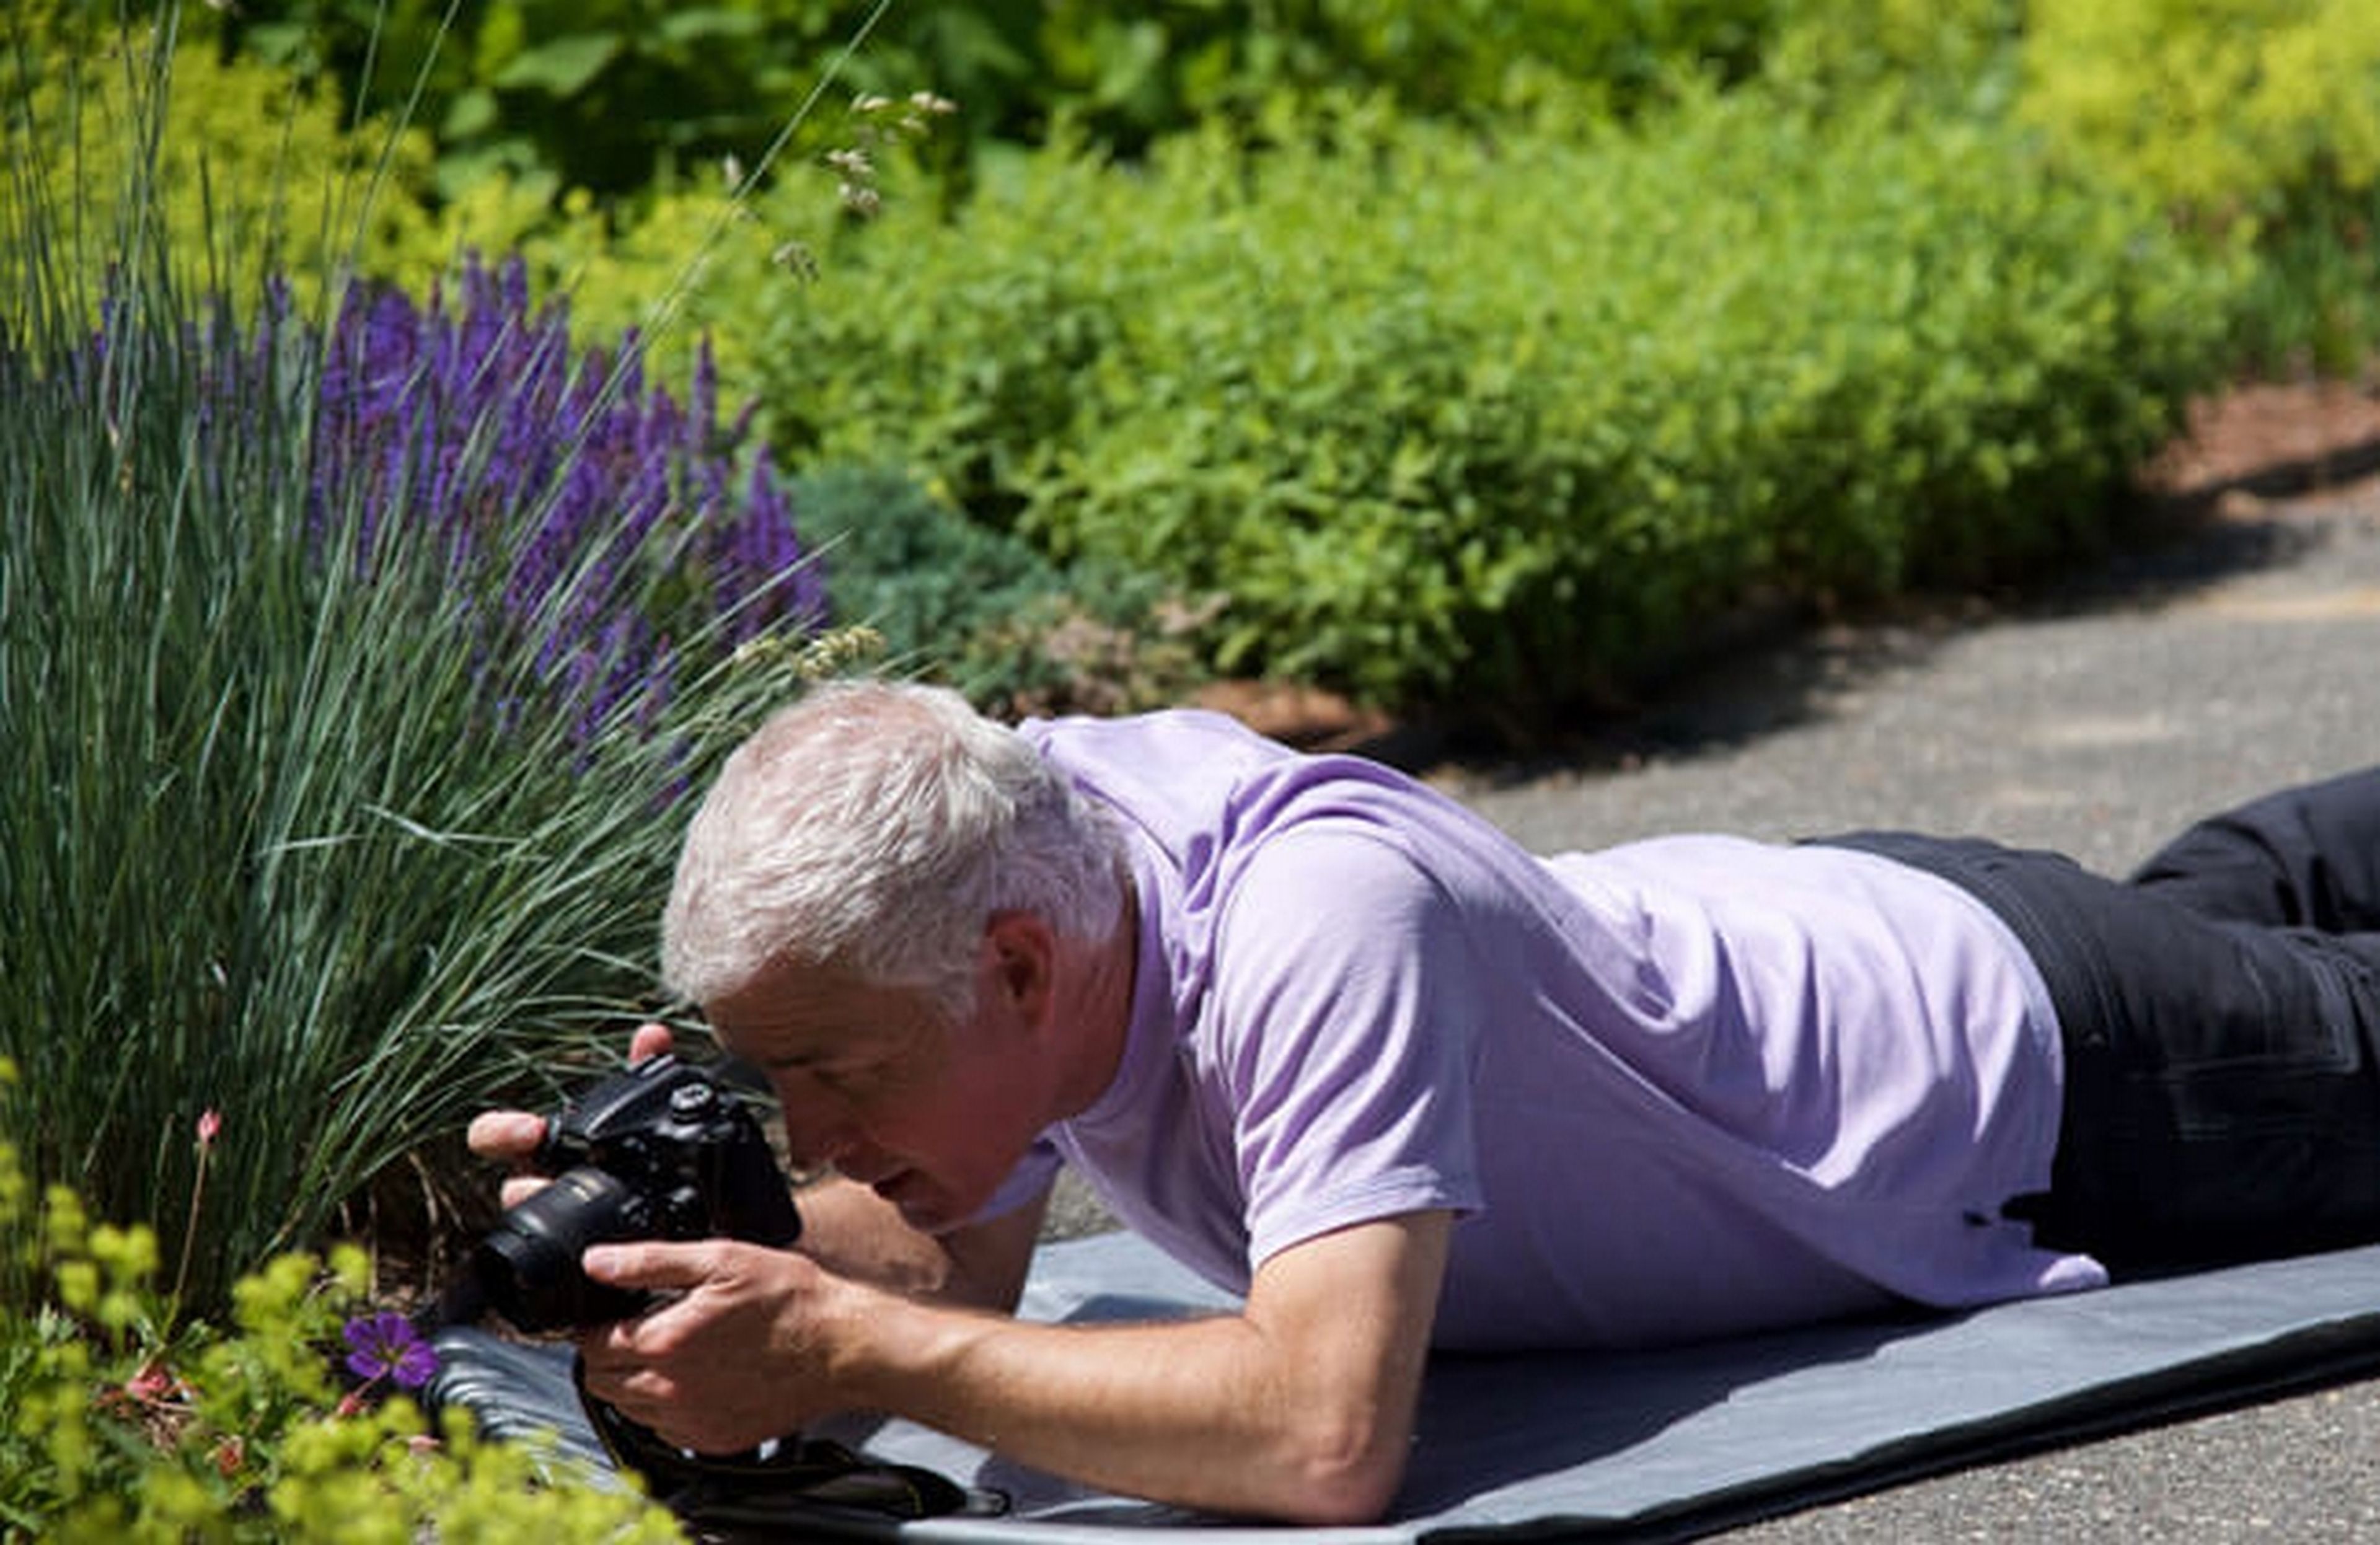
713, 1121, 803, 1250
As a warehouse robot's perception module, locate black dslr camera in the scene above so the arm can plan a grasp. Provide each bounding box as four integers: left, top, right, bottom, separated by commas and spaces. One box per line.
435, 1052, 977, 1520
464, 1052, 801, 1332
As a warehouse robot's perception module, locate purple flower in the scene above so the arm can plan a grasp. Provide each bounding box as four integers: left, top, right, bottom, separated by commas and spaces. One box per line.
88, 250, 815, 768
342, 1311, 439, 1391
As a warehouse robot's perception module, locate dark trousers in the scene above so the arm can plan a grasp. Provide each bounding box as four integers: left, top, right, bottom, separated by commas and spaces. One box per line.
1822, 766, 2380, 1275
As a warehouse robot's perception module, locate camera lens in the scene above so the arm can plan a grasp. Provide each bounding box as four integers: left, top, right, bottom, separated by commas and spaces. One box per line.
472, 1166, 655, 1332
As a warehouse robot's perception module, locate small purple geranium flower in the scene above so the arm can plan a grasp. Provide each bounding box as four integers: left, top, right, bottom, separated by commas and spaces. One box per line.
342, 1311, 439, 1391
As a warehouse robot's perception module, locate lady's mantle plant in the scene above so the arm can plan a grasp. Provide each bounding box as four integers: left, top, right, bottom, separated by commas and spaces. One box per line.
0, 1060, 685, 1541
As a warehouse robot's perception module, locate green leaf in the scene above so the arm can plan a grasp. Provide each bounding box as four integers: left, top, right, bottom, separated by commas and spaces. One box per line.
492, 33, 624, 99
656, 9, 764, 45
441, 87, 500, 142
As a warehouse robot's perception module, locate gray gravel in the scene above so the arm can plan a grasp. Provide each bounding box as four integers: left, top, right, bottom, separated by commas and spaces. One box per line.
1426, 483, 2380, 1541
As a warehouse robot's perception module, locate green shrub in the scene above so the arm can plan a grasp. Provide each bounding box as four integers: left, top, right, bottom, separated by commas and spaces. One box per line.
2016, 0, 2380, 372
2227, 185, 2380, 376
487, 177, 800, 412
5, 4, 418, 304
203, 0, 938, 201
203, 0, 1778, 201
0, 0, 569, 312
740, 90, 2244, 713
1761, 0, 2023, 110
2019, 0, 2380, 228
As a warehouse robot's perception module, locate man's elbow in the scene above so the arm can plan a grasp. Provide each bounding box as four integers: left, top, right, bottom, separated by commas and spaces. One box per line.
1272, 1412, 1411, 1525
1289, 1460, 1406, 1528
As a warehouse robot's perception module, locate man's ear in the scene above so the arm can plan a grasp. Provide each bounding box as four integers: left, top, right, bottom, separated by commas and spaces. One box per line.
982, 910, 1057, 1019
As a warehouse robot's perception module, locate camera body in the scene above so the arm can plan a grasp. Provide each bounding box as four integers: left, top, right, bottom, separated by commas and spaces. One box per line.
470, 1053, 801, 1332
439, 1054, 977, 1519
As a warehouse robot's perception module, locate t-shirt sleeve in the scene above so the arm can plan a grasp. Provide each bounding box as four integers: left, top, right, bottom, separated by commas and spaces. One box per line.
1209, 825, 1488, 1270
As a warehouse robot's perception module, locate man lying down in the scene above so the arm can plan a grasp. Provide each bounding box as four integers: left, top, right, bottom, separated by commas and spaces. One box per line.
467, 679, 2380, 1526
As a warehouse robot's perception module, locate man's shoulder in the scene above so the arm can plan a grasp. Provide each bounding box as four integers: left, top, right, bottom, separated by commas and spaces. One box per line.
1021, 706, 1288, 768
1028, 709, 1489, 867
1219, 823, 1452, 933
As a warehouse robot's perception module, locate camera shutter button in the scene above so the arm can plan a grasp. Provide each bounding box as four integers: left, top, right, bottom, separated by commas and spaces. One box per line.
670, 1083, 716, 1116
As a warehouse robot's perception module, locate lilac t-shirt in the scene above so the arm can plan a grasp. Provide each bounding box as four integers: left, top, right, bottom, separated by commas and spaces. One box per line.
997, 710, 2105, 1350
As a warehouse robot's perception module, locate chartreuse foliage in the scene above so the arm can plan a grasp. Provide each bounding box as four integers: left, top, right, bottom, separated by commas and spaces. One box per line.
3, 0, 806, 400
1, 1, 461, 309
2014, 0, 2380, 372
0, 1060, 684, 1541
741, 90, 2244, 711
2018, 0, 2380, 227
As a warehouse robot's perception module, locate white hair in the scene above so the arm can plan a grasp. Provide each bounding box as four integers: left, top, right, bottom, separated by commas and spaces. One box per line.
661, 680, 1127, 1021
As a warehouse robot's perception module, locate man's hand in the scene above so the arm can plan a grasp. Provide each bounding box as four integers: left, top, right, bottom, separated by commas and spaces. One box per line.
459, 1026, 1458, 1523
575, 1238, 860, 1451
465, 1019, 1042, 1311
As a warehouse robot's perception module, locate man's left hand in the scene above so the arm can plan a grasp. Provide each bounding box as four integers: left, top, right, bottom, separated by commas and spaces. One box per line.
576, 1239, 851, 1452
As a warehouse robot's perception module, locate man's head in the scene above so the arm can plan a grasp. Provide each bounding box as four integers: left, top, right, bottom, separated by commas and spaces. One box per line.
660, 680, 1132, 1227
662, 678, 1127, 1028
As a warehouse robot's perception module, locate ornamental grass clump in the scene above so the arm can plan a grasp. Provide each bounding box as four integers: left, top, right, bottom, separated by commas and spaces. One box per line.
0, 6, 825, 1322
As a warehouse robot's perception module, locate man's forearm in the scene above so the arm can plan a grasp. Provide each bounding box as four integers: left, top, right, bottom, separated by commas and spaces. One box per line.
794, 1176, 1043, 1311
580, 1212, 1448, 1525
844, 1294, 1415, 1525
829, 1215, 1448, 1525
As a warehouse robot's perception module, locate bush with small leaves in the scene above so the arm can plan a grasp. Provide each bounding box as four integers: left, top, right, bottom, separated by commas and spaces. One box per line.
743, 89, 2244, 714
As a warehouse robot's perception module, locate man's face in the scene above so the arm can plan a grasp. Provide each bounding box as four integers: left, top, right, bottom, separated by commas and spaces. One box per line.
708, 950, 1054, 1235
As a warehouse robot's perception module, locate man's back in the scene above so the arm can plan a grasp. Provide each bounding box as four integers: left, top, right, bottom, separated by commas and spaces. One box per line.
1020, 710, 2104, 1349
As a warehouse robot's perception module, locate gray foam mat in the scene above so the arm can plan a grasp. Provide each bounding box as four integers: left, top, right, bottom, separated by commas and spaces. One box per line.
433, 1231, 2380, 1542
